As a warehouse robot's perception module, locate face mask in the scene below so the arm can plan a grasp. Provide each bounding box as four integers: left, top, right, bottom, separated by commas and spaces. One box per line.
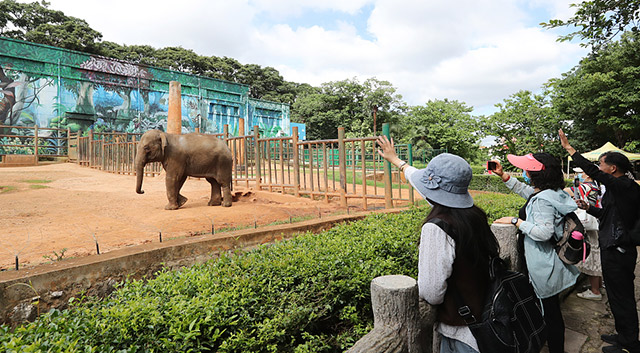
522, 170, 531, 185
578, 173, 585, 182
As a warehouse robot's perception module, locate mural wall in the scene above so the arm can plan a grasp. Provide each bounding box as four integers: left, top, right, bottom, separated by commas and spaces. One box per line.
0, 37, 291, 139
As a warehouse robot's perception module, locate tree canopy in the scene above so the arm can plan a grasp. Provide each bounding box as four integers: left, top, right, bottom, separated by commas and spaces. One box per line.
480, 90, 565, 165
542, 0, 640, 51
404, 99, 482, 160
291, 77, 405, 140
550, 31, 640, 151
0, 0, 103, 53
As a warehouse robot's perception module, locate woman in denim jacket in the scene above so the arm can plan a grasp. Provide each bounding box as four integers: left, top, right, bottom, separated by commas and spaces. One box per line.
492, 153, 580, 353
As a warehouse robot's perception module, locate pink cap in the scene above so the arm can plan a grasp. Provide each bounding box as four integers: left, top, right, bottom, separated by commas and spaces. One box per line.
507, 153, 545, 171
571, 231, 583, 240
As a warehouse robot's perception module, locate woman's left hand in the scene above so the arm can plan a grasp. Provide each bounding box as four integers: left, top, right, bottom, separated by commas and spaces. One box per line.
494, 216, 515, 224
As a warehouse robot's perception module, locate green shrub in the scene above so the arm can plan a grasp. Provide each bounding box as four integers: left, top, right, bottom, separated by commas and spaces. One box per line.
470, 174, 574, 194
0, 194, 527, 353
470, 165, 486, 175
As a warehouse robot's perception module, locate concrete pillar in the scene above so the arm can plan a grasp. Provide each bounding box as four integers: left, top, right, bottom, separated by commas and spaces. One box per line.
167, 81, 182, 134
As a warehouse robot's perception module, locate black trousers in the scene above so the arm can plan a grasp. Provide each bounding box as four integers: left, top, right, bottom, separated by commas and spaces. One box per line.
541, 294, 564, 353
601, 246, 640, 351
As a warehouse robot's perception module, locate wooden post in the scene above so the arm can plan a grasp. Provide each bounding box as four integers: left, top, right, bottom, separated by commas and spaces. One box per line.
67, 127, 71, 160
223, 124, 229, 143
89, 129, 94, 167
33, 125, 39, 165
338, 127, 347, 207
238, 117, 245, 170
167, 81, 182, 135
292, 127, 300, 197
254, 126, 261, 190
383, 123, 392, 209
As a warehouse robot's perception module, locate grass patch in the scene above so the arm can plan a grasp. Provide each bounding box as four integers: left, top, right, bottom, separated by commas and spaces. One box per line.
0, 185, 16, 193
22, 179, 52, 184
29, 184, 49, 189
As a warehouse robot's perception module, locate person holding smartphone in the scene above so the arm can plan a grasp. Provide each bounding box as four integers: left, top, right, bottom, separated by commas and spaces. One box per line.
490, 154, 579, 353
559, 129, 640, 353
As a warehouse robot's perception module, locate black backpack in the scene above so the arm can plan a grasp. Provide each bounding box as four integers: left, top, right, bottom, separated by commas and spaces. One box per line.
429, 219, 547, 353
553, 212, 590, 265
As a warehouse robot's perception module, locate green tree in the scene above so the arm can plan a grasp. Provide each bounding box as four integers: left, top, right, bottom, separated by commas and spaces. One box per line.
480, 90, 564, 166
405, 99, 481, 161
549, 31, 640, 151
0, 0, 102, 53
542, 0, 640, 51
291, 78, 405, 140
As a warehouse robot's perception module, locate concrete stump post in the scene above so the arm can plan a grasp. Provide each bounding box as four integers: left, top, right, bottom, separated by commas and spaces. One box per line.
167, 81, 182, 135
347, 275, 428, 353
490, 223, 520, 271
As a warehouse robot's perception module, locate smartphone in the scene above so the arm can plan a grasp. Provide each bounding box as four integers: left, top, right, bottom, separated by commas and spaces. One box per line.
487, 161, 497, 171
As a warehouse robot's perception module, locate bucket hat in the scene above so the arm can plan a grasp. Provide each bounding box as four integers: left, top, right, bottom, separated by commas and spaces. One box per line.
507, 153, 545, 171
408, 153, 473, 208
572, 167, 583, 173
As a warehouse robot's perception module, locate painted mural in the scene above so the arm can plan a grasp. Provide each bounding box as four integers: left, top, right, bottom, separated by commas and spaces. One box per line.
0, 37, 291, 150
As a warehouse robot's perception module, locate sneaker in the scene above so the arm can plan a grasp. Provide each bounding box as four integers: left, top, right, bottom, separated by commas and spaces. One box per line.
577, 288, 602, 301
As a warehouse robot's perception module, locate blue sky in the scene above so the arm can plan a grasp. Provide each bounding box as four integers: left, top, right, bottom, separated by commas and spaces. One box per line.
30, 0, 588, 117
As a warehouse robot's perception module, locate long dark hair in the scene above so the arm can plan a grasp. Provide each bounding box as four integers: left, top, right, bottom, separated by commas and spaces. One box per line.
528, 153, 565, 191
424, 202, 500, 266
600, 151, 634, 175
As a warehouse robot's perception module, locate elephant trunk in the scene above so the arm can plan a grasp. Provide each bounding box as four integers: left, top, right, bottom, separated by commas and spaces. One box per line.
135, 155, 146, 194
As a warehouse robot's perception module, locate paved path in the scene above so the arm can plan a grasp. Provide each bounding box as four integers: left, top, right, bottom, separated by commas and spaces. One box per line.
548, 258, 640, 353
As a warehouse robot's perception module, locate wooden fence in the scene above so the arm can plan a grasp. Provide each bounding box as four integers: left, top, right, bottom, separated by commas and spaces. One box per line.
0, 125, 69, 163
1, 124, 419, 209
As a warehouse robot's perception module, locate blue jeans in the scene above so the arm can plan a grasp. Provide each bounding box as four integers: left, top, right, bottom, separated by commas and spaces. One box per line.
440, 335, 478, 353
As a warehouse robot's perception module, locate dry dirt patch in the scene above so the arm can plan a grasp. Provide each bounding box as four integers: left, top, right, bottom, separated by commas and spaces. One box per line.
0, 163, 347, 270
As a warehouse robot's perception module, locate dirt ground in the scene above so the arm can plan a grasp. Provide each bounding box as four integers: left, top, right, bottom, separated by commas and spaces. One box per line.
0, 163, 359, 270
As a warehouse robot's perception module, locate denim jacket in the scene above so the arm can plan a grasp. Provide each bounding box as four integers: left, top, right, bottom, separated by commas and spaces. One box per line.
505, 177, 580, 298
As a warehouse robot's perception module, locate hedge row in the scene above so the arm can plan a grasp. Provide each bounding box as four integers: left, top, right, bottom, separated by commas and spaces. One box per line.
470, 174, 574, 194
0, 195, 525, 353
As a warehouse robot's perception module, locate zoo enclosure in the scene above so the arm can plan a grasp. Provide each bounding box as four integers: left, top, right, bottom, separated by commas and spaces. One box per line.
0, 123, 433, 209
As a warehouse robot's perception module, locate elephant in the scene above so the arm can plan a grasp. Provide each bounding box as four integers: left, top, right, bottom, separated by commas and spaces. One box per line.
135, 129, 233, 210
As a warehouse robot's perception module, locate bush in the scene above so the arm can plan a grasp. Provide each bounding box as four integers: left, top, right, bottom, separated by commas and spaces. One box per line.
470, 174, 574, 194
0, 195, 527, 353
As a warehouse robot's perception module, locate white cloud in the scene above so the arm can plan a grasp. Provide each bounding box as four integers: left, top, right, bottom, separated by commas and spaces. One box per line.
20, 0, 589, 113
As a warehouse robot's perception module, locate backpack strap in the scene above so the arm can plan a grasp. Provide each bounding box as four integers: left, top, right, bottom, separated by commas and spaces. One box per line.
427, 218, 477, 325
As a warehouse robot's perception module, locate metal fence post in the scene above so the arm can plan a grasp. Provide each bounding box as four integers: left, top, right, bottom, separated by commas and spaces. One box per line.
383, 123, 392, 209
338, 127, 347, 207
293, 127, 300, 197
408, 143, 414, 205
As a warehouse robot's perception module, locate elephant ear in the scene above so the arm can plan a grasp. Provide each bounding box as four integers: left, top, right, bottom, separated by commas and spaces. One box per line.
160, 132, 167, 155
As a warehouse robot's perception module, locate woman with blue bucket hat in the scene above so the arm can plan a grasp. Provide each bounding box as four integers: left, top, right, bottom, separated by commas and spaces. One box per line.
376, 135, 500, 353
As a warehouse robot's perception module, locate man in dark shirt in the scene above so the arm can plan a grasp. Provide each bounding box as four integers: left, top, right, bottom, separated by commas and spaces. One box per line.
560, 129, 640, 353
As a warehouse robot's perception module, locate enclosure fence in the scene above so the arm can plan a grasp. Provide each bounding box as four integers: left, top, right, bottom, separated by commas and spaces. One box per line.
0, 124, 437, 209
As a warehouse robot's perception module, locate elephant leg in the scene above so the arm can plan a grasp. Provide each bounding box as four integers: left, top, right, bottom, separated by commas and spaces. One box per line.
206, 177, 222, 206
165, 174, 188, 210
221, 182, 232, 207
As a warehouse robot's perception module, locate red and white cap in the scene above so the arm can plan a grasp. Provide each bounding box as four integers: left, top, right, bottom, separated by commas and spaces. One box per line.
507, 153, 545, 171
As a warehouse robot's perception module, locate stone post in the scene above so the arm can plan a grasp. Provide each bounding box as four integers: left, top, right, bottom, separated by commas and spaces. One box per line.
347, 275, 431, 353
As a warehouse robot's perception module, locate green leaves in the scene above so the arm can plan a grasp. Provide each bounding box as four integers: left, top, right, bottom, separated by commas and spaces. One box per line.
541, 0, 640, 51
550, 31, 640, 151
